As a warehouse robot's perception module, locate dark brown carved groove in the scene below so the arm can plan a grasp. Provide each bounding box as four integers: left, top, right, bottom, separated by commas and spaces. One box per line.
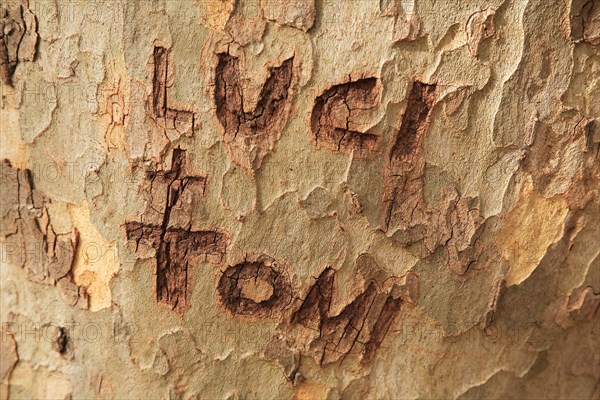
217, 260, 293, 319
124, 149, 228, 312
151, 46, 195, 132
383, 80, 437, 232
293, 267, 402, 365
311, 78, 380, 153
389, 81, 437, 163
362, 293, 403, 363
152, 46, 168, 117
215, 53, 293, 139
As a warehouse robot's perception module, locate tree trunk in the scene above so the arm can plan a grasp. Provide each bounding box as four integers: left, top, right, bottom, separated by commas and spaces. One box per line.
1, 0, 599, 399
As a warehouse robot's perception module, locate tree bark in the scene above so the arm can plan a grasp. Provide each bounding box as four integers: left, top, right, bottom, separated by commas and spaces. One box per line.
1, 0, 599, 399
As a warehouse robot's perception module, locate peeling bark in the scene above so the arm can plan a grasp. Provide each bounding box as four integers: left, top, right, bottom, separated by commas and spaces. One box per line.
0, 160, 84, 307
2, 0, 599, 398
0, 0, 37, 86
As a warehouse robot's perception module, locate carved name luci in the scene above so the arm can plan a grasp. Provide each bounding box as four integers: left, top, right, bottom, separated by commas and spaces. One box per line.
123, 45, 407, 366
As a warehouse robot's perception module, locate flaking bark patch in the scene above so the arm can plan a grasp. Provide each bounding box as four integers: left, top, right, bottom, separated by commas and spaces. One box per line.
0, 160, 84, 307
0, 0, 38, 86
570, 0, 600, 45
466, 8, 497, 57
0, 330, 18, 399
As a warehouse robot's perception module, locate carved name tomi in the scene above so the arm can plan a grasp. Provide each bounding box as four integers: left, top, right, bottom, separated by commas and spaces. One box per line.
217, 257, 404, 365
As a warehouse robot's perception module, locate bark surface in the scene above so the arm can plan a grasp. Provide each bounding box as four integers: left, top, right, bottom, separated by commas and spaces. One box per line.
1, 0, 599, 399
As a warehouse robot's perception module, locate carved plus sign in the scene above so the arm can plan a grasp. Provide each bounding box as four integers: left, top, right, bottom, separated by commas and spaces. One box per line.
125, 148, 227, 312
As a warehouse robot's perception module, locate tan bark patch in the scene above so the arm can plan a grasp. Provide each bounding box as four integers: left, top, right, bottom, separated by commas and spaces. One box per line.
68, 200, 119, 312
499, 176, 569, 286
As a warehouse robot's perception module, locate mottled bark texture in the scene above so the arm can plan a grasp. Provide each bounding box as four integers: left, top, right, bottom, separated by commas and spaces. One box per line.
1, 0, 599, 399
